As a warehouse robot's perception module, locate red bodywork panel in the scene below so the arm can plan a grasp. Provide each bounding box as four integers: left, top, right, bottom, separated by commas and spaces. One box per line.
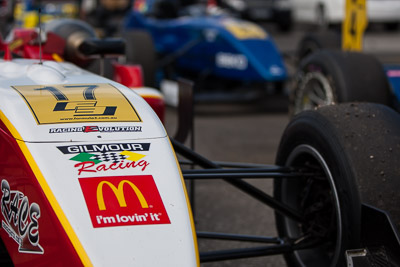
113, 62, 165, 122
7, 29, 66, 60
142, 96, 165, 122
113, 62, 143, 87
0, 120, 83, 266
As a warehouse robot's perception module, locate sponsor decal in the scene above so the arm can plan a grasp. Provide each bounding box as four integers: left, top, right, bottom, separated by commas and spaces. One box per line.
49, 125, 142, 133
223, 19, 267, 40
1, 179, 44, 254
269, 65, 284, 76
57, 143, 150, 175
79, 175, 170, 228
387, 70, 400, 77
9, 38, 24, 51
57, 143, 150, 154
216, 52, 248, 70
13, 83, 141, 124
203, 29, 218, 42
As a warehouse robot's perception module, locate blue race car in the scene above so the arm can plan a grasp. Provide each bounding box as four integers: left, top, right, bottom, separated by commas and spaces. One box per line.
123, 0, 287, 102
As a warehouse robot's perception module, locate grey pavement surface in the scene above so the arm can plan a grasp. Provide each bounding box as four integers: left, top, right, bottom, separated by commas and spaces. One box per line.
164, 24, 400, 266
165, 104, 289, 267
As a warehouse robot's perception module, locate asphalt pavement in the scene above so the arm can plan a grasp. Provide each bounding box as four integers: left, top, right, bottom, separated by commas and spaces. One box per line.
165, 104, 289, 267
164, 23, 400, 267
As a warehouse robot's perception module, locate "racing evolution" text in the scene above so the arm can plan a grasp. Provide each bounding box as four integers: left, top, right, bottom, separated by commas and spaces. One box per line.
49, 126, 142, 133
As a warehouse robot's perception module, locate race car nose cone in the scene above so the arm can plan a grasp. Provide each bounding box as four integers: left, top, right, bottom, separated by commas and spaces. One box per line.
27, 63, 66, 84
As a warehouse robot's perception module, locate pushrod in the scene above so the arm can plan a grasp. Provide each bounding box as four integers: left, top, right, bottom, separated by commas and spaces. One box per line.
197, 231, 282, 244
200, 243, 293, 262
182, 167, 293, 174
183, 172, 308, 179
199, 235, 318, 262
180, 159, 288, 169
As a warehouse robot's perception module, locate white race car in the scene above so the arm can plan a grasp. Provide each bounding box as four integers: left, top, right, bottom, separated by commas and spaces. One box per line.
0, 18, 398, 267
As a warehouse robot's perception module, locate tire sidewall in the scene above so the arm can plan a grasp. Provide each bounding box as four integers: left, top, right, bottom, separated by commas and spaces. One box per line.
123, 30, 157, 87
275, 110, 362, 267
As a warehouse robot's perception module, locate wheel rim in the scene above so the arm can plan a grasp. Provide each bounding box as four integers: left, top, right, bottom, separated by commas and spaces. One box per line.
294, 71, 335, 115
281, 144, 342, 267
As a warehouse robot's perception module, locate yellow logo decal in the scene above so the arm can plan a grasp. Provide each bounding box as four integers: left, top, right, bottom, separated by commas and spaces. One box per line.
13, 83, 141, 124
96, 180, 149, 210
223, 19, 267, 40
120, 151, 146, 162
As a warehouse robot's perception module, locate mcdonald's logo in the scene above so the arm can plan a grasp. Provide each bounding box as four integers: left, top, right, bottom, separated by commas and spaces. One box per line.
96, 180, 149, 210
79, 175, 170, 228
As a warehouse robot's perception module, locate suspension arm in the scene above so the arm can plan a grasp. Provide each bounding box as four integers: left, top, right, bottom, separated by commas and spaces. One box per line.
171, 139, 304, 222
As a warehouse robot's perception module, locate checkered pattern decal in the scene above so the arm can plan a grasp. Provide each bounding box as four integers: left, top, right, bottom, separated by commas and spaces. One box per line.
91, 152, 128, 163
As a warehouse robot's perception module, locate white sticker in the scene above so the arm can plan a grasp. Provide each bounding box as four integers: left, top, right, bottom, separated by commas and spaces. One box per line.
216, 52, 248, 70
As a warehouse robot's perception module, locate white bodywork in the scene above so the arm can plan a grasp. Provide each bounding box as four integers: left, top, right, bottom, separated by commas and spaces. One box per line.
0, 59, 198, 266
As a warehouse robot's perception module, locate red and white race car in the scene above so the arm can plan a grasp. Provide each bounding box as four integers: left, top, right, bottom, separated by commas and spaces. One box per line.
0, 18, 398, 267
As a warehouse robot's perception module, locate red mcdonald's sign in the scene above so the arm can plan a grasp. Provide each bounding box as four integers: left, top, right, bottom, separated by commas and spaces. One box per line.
79, 175, 170, 228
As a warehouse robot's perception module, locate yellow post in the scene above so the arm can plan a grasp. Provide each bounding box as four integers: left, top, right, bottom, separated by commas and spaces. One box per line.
342, 0, 368, 51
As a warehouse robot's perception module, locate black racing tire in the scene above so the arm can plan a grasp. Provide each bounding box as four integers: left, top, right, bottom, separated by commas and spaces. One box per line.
45, 19, 97, 67
123, 30, 157, 87
275, 102, 400, 266
276, 10, 293, 32
45, 18, 96, 39
275, 103, 361, 267
296, 32, 341, 63
290, 50, 391, 116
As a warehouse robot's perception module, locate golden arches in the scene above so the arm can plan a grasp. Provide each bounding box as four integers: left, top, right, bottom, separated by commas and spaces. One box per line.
96, 180, 149, 210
